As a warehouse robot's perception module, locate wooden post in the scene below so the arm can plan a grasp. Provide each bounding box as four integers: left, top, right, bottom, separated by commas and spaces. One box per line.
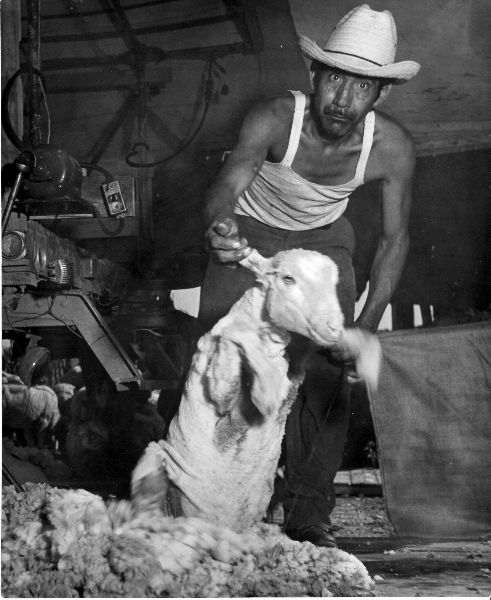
391, 303, 414, 330
25, 0, 44, 147
133, 145, 155, 266
1, 0, 23, 164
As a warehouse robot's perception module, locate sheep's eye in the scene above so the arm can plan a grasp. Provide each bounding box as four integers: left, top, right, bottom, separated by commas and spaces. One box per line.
282, 274, 295, 285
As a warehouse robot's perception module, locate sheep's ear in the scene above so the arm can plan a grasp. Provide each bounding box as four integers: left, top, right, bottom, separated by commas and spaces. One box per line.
206, 329, 281, 418
242, 345, 282, 417
239, 249, 272, 280
229, 329, 282, 417
205, 336, 242, 414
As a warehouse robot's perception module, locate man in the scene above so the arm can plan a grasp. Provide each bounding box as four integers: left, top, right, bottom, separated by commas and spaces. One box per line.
199, 4, 420, 547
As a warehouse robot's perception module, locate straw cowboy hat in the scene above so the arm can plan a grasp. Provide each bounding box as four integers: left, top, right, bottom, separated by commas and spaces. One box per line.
299, 4, 420, 83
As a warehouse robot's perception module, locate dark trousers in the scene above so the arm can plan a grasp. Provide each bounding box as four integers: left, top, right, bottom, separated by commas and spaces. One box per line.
198, 215, 356, 529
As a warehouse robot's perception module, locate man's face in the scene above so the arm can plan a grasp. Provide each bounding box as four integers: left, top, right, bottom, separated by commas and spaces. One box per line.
312, 66, 383, 139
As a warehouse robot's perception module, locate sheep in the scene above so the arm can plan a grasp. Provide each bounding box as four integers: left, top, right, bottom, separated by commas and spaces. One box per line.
2, 372, 60, 448
132, 249, 382, 531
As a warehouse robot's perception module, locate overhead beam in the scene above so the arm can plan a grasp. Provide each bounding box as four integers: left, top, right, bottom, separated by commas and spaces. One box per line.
42, 69, 172, 94
29, 43, 250, 73
22, 0, 184, 20
96, 0, 166, 87
225, 0, 264, 51
97, 0, 143, 57
40, 15, 232, 44
33, 46, 167, 72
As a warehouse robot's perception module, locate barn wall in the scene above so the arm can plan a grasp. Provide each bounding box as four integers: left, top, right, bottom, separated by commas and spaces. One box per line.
395, 149, 490, 321
290, 0, 491, 155
346, 149, 491, 323
3, 1, 489, 312
37, 0, 310, 272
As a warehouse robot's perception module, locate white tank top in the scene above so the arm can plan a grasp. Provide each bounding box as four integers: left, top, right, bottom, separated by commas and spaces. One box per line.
235, 90, 375, 230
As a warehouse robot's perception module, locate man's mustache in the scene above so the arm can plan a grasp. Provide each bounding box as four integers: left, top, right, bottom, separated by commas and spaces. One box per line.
323, 109, 354, 120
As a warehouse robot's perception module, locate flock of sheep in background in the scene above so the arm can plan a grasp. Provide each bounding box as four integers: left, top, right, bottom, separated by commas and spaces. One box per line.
2, 366, 165, 481
2, 249, 381, 597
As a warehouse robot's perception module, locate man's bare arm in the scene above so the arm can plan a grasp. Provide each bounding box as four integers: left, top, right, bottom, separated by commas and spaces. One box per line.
355, 129, 416, 332
203, 99, 281, 263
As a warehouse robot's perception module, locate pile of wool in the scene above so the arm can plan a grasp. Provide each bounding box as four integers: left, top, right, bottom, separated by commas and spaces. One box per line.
2, 484, 373, 598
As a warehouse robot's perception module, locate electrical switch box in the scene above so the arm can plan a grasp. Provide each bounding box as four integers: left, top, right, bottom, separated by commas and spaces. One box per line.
101, 180, 127, 217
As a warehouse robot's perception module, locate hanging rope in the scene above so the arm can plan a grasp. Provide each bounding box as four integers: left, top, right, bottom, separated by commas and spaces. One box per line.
1, 66, 48, 151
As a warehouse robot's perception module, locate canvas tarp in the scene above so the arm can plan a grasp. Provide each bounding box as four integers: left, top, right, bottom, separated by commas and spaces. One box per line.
371, 321, 491, 538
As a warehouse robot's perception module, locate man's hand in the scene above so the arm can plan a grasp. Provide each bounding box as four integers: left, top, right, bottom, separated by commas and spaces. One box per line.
329, 327, 382, 390
327, 344, 358, 383
205, 217, 251, 265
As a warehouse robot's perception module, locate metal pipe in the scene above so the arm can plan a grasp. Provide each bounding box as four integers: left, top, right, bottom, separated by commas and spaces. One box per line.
2, 172, 25, 236
2, 153, 33, 236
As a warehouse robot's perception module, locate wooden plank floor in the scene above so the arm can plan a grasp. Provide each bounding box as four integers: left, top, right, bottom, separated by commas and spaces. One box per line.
334, 468, 383, 496
331, 490, 491, 596
338, 538, 491, 597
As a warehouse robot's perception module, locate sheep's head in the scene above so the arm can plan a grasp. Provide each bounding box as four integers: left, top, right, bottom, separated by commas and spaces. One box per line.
241, 249, 344, 346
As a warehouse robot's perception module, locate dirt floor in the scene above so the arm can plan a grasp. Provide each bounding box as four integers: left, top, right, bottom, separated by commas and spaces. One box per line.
332, 495, 491, 597
332, 495, 396, 538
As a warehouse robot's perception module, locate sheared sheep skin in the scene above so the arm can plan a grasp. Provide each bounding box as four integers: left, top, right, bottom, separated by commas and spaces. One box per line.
2, 484, 374, 597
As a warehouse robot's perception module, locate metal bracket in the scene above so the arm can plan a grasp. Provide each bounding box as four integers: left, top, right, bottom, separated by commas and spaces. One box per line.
2, 289, 142, 390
